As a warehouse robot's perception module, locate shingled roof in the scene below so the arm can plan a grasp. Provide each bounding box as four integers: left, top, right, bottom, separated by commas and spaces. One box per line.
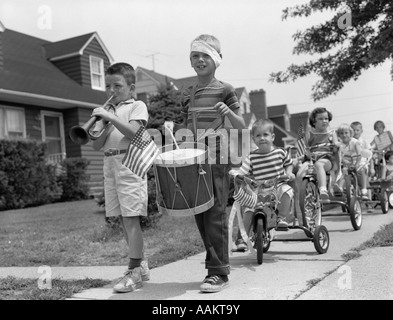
0, 28, 112, 108
268, 104, 289, 118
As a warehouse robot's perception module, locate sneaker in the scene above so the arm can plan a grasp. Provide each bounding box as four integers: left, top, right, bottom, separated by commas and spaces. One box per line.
140, 260, 150, 281
200, 275, 229, 293
113, 267, 142, 293
235, 239, 248, 252
276, 217, 289, 229
361, 191, 369, 201
320, 189, 329, 200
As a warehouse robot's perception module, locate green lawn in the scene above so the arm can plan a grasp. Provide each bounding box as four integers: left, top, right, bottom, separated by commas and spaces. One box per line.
0, 199, 205, 269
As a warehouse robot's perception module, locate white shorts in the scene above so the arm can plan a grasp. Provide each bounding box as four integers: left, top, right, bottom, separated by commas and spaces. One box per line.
103, 154, 148, 218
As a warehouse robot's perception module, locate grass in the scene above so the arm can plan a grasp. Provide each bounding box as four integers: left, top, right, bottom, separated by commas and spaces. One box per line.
0, 199, 206, 300
0, 276, 111, 300
0, 199, 205, 268
342, 222, 393, 261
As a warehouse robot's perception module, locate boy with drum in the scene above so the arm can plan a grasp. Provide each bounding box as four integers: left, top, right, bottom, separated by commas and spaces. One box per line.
91, 63, 150, 293
173, 34, 245, 293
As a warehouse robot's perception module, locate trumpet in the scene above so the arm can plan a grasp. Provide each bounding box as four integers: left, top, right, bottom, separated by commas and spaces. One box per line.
69, 95, 115, 145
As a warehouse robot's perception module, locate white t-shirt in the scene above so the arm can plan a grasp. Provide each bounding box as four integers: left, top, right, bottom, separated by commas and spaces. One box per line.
102, 99, 149, 151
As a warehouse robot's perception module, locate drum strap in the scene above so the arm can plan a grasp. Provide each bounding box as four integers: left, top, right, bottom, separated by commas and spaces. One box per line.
190, 85, 224, 142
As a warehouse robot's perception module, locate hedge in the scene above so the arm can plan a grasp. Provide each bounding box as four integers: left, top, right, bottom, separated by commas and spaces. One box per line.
0, 139, 91, 211
0, 139, 61, 210
57, 157, 90, 201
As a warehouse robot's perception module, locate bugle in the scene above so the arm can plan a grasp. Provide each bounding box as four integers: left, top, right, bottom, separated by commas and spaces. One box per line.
69, 95, 114, 145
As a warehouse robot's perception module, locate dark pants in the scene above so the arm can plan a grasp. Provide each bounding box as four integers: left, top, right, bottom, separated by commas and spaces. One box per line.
194, 164, 230, 276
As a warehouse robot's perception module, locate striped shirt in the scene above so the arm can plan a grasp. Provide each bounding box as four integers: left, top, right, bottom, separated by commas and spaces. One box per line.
238, 148, 292, 181
181, 78, 239, 132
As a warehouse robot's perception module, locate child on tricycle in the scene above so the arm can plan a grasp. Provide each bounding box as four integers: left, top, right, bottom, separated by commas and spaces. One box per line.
335, 123, 371, 201
231, 119, 295, 235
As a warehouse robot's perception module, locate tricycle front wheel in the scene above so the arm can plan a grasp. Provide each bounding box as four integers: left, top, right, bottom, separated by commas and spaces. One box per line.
380, 189, 389, 214
255, 216, 265, 265
349, 198, 362, 230
313, 225, 329, 254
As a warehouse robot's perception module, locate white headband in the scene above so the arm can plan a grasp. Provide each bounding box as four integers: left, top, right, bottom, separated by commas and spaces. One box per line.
190, 40, 222, 68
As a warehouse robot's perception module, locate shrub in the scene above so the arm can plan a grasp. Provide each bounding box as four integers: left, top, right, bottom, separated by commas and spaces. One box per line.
0, 139, 62, 210
58, 158, 90, 201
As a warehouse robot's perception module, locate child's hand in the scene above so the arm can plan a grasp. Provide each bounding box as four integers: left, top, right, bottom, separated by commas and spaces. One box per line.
214, 102, 231, 116
92, 107, 115, 122
287, 173, 296, 182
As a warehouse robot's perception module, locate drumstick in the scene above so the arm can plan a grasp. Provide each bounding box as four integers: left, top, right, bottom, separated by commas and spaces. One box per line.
164, 122, 179, 149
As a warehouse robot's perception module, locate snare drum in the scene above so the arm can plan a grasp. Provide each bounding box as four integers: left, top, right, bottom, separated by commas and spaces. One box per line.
154, 142, 214, 217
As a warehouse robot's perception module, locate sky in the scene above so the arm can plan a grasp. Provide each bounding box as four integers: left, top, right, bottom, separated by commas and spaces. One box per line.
0, 0, 392, 142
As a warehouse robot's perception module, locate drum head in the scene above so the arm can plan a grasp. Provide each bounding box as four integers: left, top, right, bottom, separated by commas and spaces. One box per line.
155, 142, 207, 167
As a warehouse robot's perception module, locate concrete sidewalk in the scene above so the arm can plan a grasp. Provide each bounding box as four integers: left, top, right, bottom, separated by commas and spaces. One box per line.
1, 246, 392, 300
297, 246, 393, 300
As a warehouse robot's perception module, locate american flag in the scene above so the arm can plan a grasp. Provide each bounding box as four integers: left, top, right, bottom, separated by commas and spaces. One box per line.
296, 122, 307, 158
122, 126, 160, 179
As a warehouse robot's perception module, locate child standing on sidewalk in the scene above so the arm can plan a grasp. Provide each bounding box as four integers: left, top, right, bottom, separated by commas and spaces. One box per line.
174, 34, 245, 293
91, 62, 150, 293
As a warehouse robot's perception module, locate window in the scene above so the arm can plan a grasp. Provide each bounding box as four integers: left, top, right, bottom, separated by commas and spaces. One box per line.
0, 106, 26, 138
41, 111, 65, 158
90, 56, 105, 91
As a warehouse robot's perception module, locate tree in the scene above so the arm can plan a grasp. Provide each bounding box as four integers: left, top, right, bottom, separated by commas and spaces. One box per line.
269, 0, 393, 101
146, 82, 183, 130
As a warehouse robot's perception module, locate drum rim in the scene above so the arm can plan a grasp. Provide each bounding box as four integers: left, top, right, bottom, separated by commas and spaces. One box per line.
154, 142, 209, 167
158, 197, 214, 217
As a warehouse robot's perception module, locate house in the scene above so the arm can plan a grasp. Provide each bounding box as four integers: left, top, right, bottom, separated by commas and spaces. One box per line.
249, 89, 268, 120
290, 111, 310, 133
249, 90, 297, 148
135, 67, 179, 103
0, 22, 113, 196
267, 104, 297, 147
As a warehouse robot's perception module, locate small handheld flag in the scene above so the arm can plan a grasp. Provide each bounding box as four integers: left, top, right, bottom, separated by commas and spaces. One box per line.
122, 126, 160, 179
296, 122, 306, 159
